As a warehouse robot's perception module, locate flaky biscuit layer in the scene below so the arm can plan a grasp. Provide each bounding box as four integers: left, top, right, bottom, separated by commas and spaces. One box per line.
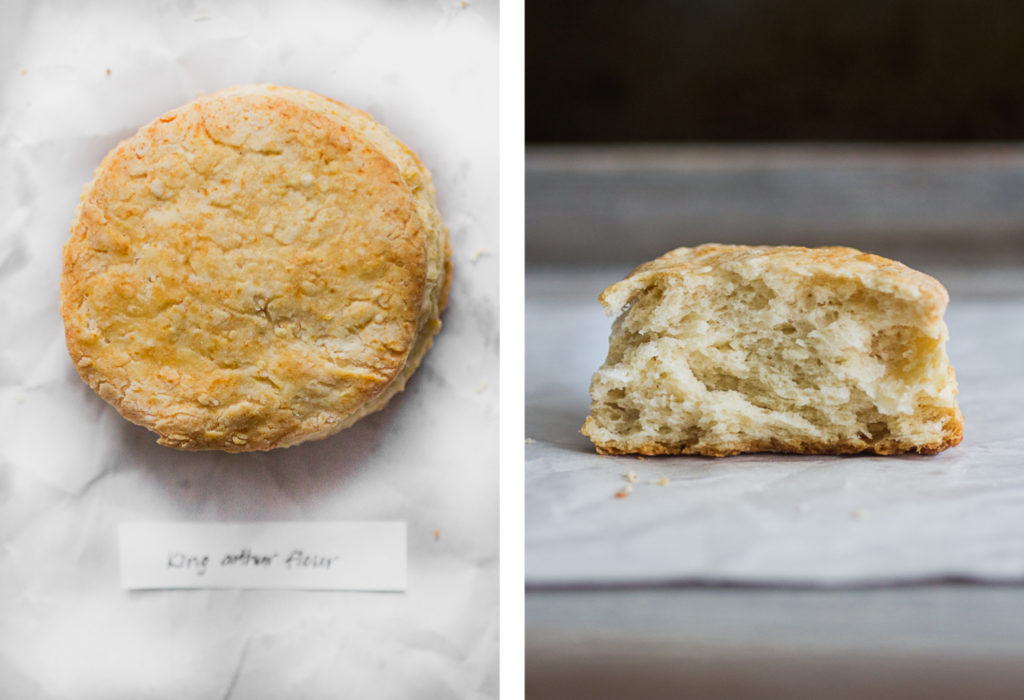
582, 244, 963, 457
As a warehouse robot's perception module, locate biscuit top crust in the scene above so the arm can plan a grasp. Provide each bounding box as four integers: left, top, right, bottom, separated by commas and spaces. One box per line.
222, 85, 451, 317
600, 244, 950, 319
61, 87, 427, 451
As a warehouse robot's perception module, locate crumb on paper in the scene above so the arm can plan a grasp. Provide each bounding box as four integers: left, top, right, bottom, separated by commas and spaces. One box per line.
655, 478, 669, 486
851, 508, 869, 521
636, 455, 645, 461
525, 438, 536, 445
470, 248, 489, 262
433, 529, 440, 540
614, 489, 630, 499
20, 69, 27, 76
462, 0, 468, 7
624, 470, 638, 483
476, 381, 487, 393
105, 68, 111, 76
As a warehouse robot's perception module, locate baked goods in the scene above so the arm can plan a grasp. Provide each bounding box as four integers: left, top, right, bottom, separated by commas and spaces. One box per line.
61, 85, 450, 451
581, 244, 963, 456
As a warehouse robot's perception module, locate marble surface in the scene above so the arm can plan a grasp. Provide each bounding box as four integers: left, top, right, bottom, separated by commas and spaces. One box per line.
0, 1, 497, 698
526, 266, 1024, 587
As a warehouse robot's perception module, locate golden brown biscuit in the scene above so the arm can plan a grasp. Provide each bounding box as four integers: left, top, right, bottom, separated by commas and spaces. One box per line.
582, 244, 963, 456
61, 85, 450, 451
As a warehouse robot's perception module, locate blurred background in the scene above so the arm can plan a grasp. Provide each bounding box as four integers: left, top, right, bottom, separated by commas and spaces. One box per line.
526, 3, 1024, 699
526, 0, 1024, 278
528, 0, 1024, 142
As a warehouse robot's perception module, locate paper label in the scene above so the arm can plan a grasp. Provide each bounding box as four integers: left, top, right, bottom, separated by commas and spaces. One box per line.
118, 522, 406, 591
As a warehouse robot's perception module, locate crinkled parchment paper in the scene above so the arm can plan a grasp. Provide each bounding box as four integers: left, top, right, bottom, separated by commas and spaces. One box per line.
0, 1, 497, 697
527, 268, 1024, 588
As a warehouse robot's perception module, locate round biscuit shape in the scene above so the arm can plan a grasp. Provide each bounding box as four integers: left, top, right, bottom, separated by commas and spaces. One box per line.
61, 86, 449, 451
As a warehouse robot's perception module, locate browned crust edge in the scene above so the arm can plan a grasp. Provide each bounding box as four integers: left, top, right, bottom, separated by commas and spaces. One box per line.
581, 408, 964, 458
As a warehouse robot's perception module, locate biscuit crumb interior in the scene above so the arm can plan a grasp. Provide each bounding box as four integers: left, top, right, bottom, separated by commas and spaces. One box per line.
584, 259, 960, 456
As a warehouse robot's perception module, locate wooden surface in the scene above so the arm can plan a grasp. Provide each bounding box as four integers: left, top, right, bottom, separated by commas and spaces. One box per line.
527, 586, 1024, 700
525, 147, 1024, 697
527, 145, 1024, 268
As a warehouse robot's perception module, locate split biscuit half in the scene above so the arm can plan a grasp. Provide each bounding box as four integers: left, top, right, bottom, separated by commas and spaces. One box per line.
582, 244, 963, 456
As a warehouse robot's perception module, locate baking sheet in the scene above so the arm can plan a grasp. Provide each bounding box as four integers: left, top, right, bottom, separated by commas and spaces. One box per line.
526, 267, 1024, 587
0, 1, 497, 697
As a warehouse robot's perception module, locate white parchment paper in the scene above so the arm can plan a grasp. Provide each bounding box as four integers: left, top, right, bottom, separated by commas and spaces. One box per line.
0, 1, 497, 697
526, 268, 1024, 588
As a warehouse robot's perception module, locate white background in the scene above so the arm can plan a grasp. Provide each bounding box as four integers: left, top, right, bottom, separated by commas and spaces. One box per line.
0, 0, 499, 697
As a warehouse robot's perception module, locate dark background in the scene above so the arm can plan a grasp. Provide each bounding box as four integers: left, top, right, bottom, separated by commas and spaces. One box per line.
527, 0, 1024, 142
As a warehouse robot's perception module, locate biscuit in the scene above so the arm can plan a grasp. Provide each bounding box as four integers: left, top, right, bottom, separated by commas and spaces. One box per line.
61, 85, 450, 451
581, 244, 963, 456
